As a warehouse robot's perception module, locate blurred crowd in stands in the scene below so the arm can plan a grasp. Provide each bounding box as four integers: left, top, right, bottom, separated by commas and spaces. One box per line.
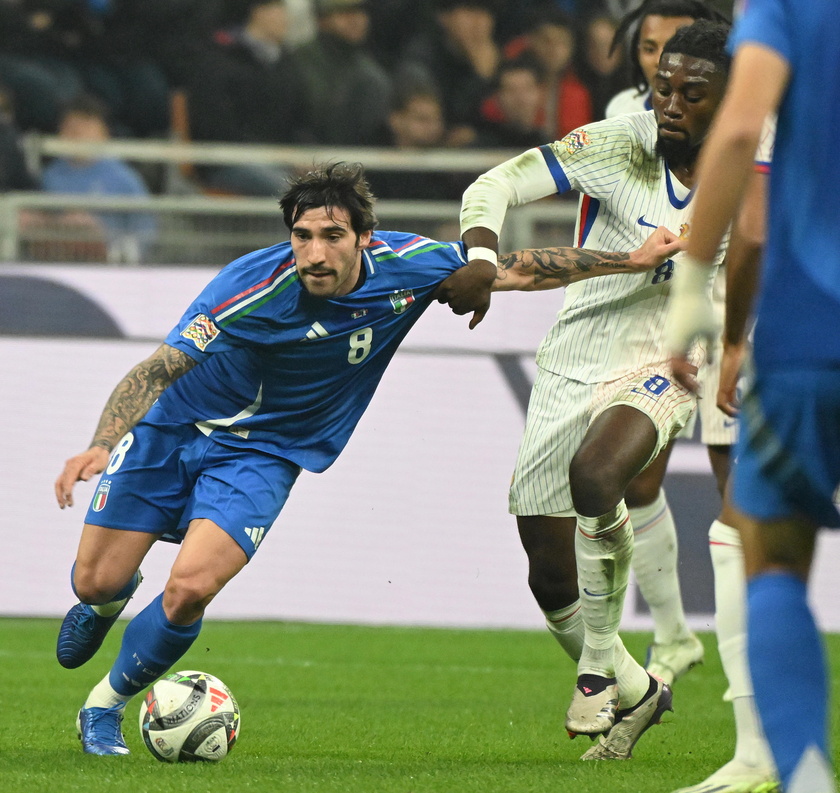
0, 0, 733, 261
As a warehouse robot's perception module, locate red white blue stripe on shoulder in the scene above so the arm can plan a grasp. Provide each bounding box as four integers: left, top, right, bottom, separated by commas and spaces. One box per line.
754, 161, 771, 174
369, 236, 452, 261
212, 255, 297, 326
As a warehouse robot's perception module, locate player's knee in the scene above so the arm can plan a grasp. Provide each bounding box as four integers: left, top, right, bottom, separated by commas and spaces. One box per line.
569, 450, 623, 517
72, 565, 125, 604
163, 574, 216, 624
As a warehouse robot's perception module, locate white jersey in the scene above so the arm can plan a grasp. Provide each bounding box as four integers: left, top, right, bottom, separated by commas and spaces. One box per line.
461, 110, 727, 384
605, 87, 651, 118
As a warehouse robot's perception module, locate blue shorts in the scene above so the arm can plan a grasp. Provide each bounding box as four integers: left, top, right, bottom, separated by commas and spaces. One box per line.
732, 367, 840, 529
84, 421, 301, 559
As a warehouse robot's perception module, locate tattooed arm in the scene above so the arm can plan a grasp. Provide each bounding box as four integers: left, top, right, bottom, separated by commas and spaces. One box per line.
493, 225, 685, 292
55, 343, 197, 508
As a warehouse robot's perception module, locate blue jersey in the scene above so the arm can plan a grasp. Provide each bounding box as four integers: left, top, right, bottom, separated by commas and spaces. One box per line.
731, 0, 840, 369
151, 231, 466, 472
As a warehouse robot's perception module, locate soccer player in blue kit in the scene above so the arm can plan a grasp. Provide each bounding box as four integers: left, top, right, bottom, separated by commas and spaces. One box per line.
54, 162, 683, 756
667, 2, 840, 791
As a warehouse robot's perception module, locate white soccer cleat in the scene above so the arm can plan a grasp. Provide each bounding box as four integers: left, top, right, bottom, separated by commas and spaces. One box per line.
670, 760, 779, 793
646, 633, 705, 685
565, 674, 619, 737
580, 676, 673, 760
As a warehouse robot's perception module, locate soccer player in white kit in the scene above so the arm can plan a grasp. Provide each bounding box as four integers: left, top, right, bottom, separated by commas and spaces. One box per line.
603, 0, 728, 688
453, 20, 732, 760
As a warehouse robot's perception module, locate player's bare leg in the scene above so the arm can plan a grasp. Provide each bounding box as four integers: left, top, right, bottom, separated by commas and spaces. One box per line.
518, 514, 583, 657
626, 445, 704, 685
568, 405, 672, 741
57, 524, 155, 669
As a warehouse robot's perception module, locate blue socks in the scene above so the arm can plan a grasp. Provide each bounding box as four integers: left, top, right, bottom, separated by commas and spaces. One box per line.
747, 571, 830, 789
108, 593, 202, 696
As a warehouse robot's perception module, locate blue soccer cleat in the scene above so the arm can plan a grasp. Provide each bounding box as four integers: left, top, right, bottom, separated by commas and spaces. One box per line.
77, 705, 130, 756
57, 571, 142, 669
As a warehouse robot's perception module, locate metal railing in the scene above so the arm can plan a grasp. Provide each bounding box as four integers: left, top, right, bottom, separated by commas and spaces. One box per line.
5, 138, 578, 265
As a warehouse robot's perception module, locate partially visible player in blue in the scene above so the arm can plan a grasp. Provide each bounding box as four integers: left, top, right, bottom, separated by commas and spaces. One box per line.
54, 162, 681, 756
666, 2, 840, 791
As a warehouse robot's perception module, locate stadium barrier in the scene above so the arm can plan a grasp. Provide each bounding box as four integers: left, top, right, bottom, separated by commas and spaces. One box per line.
4, 262, 840, 628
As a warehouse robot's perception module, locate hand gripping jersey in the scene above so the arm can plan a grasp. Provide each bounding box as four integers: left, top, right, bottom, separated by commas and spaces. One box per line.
150, 232, 465, 472
461, 111, 728, 384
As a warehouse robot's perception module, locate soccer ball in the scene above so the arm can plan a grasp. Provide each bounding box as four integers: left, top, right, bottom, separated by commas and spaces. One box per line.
139, 670, 240, 762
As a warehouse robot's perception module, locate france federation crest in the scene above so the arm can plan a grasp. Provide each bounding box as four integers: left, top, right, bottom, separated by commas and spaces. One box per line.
389, 289, 415, 314
92, 480, 111, 512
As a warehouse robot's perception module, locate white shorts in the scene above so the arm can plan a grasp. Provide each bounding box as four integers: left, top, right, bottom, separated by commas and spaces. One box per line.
509, 365, 696, 517
676, 334, 739, 446
678, 267, 738, 446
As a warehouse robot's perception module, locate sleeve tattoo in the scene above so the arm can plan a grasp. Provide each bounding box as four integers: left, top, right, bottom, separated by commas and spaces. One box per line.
497, 247, 633, 288
90, 343, 198, 451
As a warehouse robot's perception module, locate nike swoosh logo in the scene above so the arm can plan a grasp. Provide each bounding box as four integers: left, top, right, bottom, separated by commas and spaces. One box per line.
637, 216, 657, 229
582, 588, 614, 598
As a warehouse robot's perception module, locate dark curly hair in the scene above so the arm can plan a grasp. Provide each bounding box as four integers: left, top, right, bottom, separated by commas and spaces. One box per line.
279, 162, 378, 237
611, 0, 730, 92
662, 18, 732, 77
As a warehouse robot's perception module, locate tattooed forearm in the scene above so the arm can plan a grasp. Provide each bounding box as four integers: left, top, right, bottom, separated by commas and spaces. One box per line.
496, 247, 633, 290
90, 344, 197, 451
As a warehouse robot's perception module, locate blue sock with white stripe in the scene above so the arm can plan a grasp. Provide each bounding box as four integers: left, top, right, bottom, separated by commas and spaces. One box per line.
108, 593, 202, 697
747, 571, 831, 789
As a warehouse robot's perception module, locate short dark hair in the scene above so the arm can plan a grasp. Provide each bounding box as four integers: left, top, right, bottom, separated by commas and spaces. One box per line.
611, 0, 729, 91
62, 93, 110, 123
496, 53, 545, 88
390, 81, 442, 114
661, 18, 731, 76
435, 0, 499, 15
279, 162, 378, 236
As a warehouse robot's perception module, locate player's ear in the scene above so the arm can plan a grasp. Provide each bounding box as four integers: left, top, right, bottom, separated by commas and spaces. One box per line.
356, 230, 372, 250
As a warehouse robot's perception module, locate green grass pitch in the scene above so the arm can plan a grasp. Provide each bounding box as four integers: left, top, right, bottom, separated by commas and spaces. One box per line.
1, 619, 838, 793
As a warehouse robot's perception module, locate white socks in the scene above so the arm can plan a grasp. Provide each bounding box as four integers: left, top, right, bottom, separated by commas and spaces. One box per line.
629, 489, 692, 644
544, 597, 649, 709
84, 675, 133, 711
543, 601, 584, 661
576, 501, 633, 678
709, 519, 774, 771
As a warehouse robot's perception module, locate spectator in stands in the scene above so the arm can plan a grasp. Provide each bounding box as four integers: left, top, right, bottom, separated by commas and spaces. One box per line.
475, 55, 547, 149
400, 0, 501, 147
0, 1, 182, 137
37, 94, 157, 263
0, 1, 90, 132
496, 7, 593, 140
290, 0, 391, 145
0, 83, 38, 191
368, 81, 468, 201
73, 0, 174, 138
186, 0, 308, 196
575, 13, 626, 120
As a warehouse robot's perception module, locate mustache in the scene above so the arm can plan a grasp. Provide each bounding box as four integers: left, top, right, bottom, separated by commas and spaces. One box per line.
301, 266, 336, 276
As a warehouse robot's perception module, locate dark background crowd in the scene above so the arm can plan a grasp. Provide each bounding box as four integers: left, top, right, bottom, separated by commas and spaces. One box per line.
0, 0, 735, 203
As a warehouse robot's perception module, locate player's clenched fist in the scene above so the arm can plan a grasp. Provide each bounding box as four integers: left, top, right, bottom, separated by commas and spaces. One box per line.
55, 446, 110, 509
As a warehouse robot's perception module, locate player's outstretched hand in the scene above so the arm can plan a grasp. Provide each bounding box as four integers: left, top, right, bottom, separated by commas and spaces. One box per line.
716, 341, 746, 417
55, 446, 110, 509
628, 225, 686, 272
434, 259, 497, 329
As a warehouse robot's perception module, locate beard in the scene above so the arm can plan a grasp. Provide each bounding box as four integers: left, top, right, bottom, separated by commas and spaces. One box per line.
655, 135, 702, 170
